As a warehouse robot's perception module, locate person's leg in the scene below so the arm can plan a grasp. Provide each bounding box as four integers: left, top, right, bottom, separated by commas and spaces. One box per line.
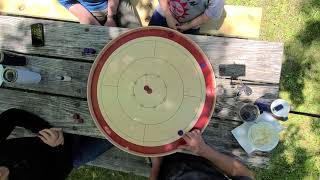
182, 28, 200, 35
70, 134, 113, 168
148, 11, 168, 27
69, 3, 101, 25
91, 9, 108, 25
0, 108, 51, 142
117, 0, 141, 28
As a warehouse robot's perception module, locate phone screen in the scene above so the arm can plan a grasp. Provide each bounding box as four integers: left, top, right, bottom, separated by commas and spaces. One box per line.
31, 23, 45, 47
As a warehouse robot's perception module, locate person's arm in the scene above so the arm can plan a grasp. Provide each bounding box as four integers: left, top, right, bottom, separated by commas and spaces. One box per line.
177, 14, 209, 32
158, 0, 179, 29
0, 166, 9, 180
107, 0, 119, 16
179, 130, 254, 179
149, 157, 163, 180
69, 3, 101, 25
104, 0, 119, 27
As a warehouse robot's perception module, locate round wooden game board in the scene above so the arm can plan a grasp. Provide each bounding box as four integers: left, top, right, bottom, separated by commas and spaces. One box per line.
87, 27, 216, 157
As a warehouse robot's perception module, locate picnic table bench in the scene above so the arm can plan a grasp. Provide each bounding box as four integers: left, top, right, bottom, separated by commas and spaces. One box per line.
0, 15, 283, 177
0, 0, 262, 39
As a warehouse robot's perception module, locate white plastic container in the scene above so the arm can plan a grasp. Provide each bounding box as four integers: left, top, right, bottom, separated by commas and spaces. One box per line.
3, 67, 41, 84
270, 99, 290, 120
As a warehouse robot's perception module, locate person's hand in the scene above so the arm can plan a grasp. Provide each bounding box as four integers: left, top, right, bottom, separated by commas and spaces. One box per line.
178, 129, 209, 155
165, 14, 180, 30
150, 157, 163, 168
0, 166, 9, 180
177, 22, 192, 32
104, 18, 117, 27
38, 128, 64, 147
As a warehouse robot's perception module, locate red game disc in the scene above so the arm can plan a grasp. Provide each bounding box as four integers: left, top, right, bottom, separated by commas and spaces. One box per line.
87, 27, 216, 157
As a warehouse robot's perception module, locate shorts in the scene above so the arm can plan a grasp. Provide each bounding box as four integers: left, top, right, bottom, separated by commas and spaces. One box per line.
91, 0, 140, 28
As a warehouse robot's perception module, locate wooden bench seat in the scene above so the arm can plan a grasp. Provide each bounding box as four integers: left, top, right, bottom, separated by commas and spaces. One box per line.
130, 0, 262, 38
0, 0, 78, 21
0, 0, 262, 39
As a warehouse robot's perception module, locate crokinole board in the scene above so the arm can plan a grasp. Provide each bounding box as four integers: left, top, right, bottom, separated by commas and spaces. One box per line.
87, 27, 216, 157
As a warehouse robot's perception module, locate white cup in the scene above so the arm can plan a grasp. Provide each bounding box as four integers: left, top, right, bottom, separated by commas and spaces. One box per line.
3, 67, 41, 84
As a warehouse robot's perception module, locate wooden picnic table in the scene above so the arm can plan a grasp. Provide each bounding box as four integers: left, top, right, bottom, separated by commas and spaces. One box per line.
0, 15, 284, 177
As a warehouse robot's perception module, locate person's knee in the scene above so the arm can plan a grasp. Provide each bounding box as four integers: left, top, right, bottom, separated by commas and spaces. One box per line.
148, 11, 167, 26
0, 108, 22, 123
1, 108, 20, 116
117, 0, 141, 28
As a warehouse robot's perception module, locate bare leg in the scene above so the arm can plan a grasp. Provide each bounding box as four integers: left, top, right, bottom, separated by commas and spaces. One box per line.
69, 3, 101, 25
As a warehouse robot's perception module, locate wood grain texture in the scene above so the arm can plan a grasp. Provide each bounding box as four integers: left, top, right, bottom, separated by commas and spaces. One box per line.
0, 15, 283, 83
2, 55, 91, 98
0, 88, 101, 137
0, 0, 78, 21
1, 54, 279, 121
0, 0, 262, 39
2, 88, 269, 167
87, 148, 150, 177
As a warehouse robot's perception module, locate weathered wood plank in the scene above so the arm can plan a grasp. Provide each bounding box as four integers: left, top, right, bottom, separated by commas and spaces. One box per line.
3, 55, 91, 98
0, 88, 100, 137
0, 15, 283, 83
2, 88, 270, 167
132, 0, 262, 39
1, 54, 279, 121
87, 148, 150, 177
0, 0, 78, 22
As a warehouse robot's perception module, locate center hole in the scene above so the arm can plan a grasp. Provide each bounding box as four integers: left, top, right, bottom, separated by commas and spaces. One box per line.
144, 85, 152, 94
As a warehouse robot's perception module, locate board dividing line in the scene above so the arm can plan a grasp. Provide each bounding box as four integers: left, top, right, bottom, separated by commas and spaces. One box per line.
0, 86, 87, 101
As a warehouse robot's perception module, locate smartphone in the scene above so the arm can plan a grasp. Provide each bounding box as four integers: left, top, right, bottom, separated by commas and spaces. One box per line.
31, 23, 45, 47
219, 64, 246, 78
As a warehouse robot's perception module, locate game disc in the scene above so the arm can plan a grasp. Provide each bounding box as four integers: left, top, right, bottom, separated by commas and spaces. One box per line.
87, 27, 216, 156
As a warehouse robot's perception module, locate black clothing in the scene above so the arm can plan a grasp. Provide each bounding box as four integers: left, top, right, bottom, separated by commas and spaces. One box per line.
0, 108, 73, 180
159, 153, 252, 180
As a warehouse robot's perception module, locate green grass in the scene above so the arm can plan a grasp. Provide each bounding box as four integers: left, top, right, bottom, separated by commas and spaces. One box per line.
67, 166, 146, 180
68, 0, 320, 179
